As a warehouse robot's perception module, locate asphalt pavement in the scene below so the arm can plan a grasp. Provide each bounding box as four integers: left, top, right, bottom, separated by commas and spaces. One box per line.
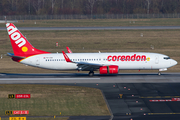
63, 82, 180, 120
0, 73, 180, 83
1, 73, 180, 120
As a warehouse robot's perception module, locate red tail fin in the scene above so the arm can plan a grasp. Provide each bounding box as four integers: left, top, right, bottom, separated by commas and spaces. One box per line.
6, 23, 49, 57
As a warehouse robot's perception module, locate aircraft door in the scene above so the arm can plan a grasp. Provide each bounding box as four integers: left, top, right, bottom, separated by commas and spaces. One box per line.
36, 57, 40, 65
155, 56, 159, 64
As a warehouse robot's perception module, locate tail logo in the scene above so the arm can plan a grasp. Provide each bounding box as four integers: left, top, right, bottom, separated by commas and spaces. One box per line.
22, 46, 28, 52
6, 23, 27, 52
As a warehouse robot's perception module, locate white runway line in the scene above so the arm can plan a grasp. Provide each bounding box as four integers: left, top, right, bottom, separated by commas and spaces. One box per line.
0, 78, 100, 81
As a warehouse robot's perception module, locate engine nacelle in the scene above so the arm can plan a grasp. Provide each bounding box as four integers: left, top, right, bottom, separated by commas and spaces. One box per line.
99, 65, 119, 74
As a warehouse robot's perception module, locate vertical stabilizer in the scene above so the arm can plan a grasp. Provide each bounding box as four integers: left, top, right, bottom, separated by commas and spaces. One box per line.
6, 23, 49, 57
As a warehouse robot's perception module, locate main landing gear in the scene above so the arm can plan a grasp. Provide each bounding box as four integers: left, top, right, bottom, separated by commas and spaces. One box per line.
158, 72, 161, 76
89, 71, 94, 76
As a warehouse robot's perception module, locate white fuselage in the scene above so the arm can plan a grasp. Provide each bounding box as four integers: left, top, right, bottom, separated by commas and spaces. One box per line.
19, 52, 177, 71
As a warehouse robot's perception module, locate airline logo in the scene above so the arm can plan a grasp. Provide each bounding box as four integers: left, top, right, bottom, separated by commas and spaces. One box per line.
107, 54, 147, 61
147, 57, 150, 61
6, 23, 28, 52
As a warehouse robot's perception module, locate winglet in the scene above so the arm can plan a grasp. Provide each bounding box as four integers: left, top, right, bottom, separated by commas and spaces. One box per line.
66, 47, 72, 53
62, 51, 72, 62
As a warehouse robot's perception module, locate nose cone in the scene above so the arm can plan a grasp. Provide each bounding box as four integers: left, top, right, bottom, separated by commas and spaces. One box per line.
171, 59, 178, 66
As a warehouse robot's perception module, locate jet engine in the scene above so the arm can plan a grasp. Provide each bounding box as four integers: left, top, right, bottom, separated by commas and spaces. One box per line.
99, 65, 119, 74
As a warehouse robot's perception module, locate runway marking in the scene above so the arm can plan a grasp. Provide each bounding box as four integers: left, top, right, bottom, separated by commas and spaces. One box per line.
148, 113, 180, 115
0, 78, 101, 81
140, 96, 180, 98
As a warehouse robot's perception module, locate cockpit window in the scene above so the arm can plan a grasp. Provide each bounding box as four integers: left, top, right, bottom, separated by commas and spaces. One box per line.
164, 57, 170, 60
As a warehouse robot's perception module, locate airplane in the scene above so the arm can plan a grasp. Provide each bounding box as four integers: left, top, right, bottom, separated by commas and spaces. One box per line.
6, 23, 177, 76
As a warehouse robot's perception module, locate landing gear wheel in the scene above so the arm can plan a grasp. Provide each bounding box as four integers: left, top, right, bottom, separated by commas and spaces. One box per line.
89, 71, 94, 76
158, 72, 161, 76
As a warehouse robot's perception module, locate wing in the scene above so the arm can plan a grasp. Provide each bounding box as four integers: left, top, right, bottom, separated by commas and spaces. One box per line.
62, 51, 103, 71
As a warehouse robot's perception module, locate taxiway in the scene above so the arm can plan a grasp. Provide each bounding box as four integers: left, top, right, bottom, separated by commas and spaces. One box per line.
1, 73, 180, 120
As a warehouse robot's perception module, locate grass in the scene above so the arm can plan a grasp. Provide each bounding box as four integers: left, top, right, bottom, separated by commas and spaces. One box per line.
0, 84, 110, 116
0, 29, 179, 73
1, 18, 180, 27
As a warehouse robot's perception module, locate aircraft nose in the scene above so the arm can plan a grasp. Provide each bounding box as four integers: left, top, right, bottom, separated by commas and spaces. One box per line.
171, 59, 178, 66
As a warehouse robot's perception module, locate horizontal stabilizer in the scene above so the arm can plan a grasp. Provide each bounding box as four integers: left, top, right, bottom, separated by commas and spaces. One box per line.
7, 53, 26, 59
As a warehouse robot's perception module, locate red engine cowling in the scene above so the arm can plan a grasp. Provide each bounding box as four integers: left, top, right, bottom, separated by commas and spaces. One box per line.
99, 65, 119, 74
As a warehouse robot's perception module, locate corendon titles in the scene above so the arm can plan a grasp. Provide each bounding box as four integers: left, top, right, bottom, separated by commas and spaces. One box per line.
7, 23, 26, 47
107, 54, 146, 62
